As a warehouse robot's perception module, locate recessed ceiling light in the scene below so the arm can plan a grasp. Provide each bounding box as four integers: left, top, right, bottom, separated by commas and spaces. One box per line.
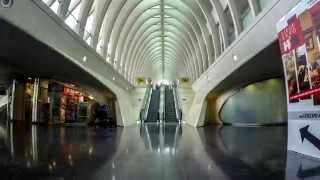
82, 56, 87, 62
27, 77, 32, 80
233, 54, 238, 61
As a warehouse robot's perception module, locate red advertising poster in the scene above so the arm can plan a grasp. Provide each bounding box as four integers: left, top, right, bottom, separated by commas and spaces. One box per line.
277, 0, 320, 159
277, 1, 320, 105
277, 0, 320, 160
278, 16, 305, 55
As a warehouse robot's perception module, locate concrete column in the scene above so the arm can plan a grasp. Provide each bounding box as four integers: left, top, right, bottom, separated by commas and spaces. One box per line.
32, 78, 40, 123
8, 79, 16, 121
31, 126, 38, 162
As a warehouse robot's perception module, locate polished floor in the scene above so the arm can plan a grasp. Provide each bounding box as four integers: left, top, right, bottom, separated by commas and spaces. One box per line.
0, 120, 319, 180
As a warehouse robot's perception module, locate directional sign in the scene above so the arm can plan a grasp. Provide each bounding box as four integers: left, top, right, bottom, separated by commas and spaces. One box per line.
300, 125, 320, 151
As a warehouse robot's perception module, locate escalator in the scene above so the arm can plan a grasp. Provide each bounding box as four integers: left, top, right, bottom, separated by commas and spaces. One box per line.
145, 87, 160, 123
165, 86, 178, 123
0, 95, 8, 120
0, 95, 7, 112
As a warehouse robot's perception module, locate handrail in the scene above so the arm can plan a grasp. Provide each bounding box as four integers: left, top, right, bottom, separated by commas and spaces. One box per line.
172, 86, 182, 123
140, 86, 152, 123
160, 85, 165, 123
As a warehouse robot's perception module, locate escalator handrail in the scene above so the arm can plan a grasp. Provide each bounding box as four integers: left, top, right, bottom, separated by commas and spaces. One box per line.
140, 86, 152, 123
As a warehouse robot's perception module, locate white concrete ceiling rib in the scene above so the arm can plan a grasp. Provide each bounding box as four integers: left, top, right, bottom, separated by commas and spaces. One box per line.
43, 0, 262, 85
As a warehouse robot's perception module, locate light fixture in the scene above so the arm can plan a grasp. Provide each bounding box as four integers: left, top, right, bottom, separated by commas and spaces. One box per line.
112, 77, 116, 81
82, 56, 87, 62
27, 77, 32, 80
88, 95, 94, 100
232, 54, 238, 61
0, 0, 14, 8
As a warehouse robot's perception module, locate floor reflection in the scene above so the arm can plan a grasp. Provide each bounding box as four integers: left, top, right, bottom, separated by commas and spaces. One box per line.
0, 121, 319, 180
140, 123, 182, 153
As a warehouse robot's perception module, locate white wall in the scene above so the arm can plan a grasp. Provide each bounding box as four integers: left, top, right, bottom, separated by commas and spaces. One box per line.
177, 87, 195, 122
130, 87, 147, 122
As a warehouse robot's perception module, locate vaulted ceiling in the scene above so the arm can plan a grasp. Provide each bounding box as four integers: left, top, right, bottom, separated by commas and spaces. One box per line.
41, 0, 269, 85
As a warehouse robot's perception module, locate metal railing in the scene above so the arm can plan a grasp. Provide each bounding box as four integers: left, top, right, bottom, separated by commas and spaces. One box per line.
160, 85, 165, 123
140, 86, 152, 123
172, 85, 182, 123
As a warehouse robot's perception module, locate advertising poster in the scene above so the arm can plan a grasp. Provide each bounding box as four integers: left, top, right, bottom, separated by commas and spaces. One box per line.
277, 0, 320, 159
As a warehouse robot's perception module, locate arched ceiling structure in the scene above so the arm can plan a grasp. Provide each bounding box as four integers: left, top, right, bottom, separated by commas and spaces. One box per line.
41, 0, 265, 85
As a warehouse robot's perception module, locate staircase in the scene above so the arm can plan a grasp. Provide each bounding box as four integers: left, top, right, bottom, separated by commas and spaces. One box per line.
145, 87, 160, 123
165, 86, 178, 123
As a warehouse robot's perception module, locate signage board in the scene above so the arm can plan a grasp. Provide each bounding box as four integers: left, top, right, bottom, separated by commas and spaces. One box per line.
277, 0, 320, 158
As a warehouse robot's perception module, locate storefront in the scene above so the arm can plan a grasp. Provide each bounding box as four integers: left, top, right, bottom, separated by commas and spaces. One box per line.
48, 81, 90, 124
7, 78, 116, 126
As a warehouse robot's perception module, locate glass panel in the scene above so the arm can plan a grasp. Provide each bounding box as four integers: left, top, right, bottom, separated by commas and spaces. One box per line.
86, 36, 92, 45
96, 39, 104, 55
241, 7, 253, 29
224, 7, 235, 44
258, 0, 272, 12
42, 0, 51, 5
69, 0, 80, 10
71, 3, 81, 20
50, 1, 60, 14
107, 43, 112, 54
85, 14, 94, 34
65, 15, 78, 29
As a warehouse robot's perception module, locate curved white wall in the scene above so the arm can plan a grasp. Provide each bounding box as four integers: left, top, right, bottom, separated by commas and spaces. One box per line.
219, 79, 287, 125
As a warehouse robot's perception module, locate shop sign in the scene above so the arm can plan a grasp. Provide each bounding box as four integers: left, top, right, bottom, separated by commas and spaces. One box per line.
277, 0, 320, 159
64, 87, 81, 96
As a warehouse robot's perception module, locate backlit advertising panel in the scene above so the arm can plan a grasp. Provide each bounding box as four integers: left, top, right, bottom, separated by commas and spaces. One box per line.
277, 0, 320, 158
